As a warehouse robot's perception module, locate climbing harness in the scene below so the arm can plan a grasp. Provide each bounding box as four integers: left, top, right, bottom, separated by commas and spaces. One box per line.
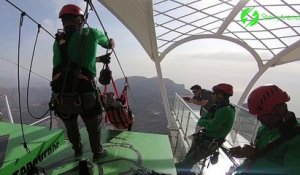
50, 29, 99, 118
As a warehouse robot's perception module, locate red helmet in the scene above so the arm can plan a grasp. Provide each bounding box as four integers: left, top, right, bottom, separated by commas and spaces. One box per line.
212, 83, 233, 96
59, 4, 84, 18
248, 85, 290, 116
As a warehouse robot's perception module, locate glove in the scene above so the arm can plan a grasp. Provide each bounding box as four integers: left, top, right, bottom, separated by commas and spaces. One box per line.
241, 144, 257, 158
96, 53, 111, 64
102, 38, 115, 49
229, 146, 243, 158
107, 38, 115, 49
229, 145, 257, 158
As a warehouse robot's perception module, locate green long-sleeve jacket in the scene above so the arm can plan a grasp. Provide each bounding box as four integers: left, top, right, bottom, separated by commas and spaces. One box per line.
236, 123, 300, 175
197, 105, 235, 138
52, 28, 109, 77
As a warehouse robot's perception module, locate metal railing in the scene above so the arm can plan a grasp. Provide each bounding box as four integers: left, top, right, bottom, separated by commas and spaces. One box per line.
232, 105, 260, 144
170, 93, 260, 162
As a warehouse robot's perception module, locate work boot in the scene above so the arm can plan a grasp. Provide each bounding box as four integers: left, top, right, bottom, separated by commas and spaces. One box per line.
74, 143, 83, 157
92, 148, 107, 161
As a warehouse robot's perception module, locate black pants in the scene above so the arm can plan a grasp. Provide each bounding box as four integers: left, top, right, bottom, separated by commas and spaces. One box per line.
176, 133, 222, 174
52, 77, 103, 156
61, 114, 102, 156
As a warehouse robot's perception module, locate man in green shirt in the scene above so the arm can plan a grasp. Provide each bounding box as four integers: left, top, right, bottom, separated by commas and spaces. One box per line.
51, 4, 114, 161
176, 83, 235, 175
229, 85, 300, 175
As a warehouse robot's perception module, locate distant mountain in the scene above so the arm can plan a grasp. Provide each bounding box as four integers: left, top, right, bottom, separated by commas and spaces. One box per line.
0, 76, 190, 134
0, 76, 49, 88
0, 86, 51, 123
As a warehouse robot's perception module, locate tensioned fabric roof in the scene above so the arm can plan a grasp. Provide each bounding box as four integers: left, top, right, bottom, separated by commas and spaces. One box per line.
99, 0, 300, 68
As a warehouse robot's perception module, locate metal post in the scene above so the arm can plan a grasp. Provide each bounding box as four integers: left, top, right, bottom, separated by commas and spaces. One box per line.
1, 95, 14, 123
154, 61, 173, 129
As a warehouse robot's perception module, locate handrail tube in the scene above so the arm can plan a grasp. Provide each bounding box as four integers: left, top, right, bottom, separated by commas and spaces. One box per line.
175, 93, 199, 121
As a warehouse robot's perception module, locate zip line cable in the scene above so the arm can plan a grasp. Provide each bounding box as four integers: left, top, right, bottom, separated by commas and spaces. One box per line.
5, 0, 55, 39
89, 1, 137, 106
0, 56, 51, 82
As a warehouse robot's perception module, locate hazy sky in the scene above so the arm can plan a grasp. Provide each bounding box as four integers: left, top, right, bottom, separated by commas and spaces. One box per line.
1, 0, 300, 117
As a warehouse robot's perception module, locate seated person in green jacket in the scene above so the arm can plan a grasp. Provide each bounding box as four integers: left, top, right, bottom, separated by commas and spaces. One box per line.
176, 83, 235, 175
229, 85, 300, 175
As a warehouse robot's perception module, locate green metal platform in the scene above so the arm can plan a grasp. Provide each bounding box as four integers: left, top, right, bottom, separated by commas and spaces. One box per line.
0, 122, 176, 175
0, 122, 65, 175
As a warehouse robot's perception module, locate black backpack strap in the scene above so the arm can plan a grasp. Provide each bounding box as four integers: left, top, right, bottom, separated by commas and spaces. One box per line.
55, 30, 69, 68
71, 35, 84, 94
55, 30, 87, 95
55, 31, 73, 94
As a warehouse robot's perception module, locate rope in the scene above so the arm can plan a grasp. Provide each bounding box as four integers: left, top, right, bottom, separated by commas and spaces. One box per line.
26, 24, 50, 119
5, 0, 55, 122
17, 12, 30, 153
4, 0, 56, 152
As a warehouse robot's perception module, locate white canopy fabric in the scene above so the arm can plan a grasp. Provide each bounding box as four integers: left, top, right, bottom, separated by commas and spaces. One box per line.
99, 0, 159, 60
